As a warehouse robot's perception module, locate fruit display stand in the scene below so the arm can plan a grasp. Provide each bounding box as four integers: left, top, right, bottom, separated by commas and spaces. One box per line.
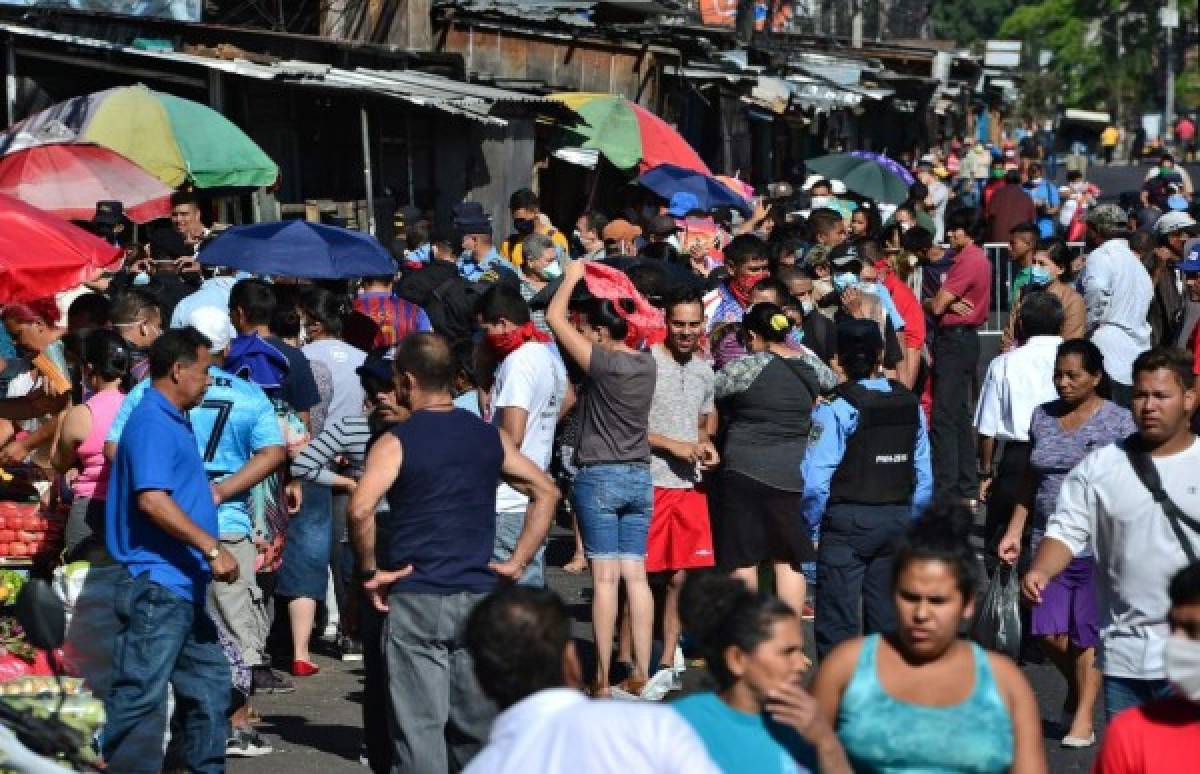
0, 464, 66, 567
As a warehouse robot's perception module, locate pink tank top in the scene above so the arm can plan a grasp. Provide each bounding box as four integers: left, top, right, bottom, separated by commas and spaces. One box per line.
74, 388, 124, 500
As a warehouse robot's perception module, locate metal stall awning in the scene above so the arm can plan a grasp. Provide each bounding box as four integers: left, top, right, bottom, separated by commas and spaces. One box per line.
0, 22, 567, 126
0, 21, 576, 232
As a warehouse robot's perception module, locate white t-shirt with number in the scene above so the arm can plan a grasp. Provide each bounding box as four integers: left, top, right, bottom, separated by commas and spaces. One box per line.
489, 341, 566, 514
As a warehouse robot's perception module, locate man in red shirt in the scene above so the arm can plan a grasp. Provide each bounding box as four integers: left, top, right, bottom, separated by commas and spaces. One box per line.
1094, 561, 1200, 774
924, 207, 992, 503
986, 169, 1037, 244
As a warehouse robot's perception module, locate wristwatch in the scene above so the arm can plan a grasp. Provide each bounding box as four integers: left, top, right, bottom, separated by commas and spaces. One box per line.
357, 568, 379, 583
204, 544, 221, 563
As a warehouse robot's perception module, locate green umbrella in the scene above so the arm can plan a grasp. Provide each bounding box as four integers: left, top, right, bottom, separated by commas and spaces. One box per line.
805, 153, 911, 205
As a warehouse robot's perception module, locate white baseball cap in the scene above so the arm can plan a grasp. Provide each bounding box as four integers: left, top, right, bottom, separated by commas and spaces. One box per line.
1153, 210, 1198, 236
186, 305, 234, 353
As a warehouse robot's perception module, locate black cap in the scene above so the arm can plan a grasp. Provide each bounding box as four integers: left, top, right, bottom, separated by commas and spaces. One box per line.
452, 201, 491, 236
356, 350, 395, 384
93, 200, 125, 225
836, 318, 884, 360
646, 214, 680, 236
828, 242, 860, 267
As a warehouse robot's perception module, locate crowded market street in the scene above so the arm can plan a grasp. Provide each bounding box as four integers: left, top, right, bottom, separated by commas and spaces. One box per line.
2, 3, 1200, 774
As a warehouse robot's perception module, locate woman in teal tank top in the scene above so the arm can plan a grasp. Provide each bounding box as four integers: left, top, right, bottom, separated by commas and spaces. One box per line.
812, 504, 1047, 773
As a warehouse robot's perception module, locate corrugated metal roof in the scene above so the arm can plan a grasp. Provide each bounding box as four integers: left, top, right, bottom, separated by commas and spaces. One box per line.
437, 0, 597, 26
0, 22, 565, 126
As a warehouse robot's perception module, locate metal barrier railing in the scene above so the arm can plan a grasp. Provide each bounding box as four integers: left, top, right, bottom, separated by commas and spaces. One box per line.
980, 242, 1086, 334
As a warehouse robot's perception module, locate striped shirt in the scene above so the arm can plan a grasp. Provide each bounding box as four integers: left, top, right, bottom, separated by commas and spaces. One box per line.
290, 415, 378, 500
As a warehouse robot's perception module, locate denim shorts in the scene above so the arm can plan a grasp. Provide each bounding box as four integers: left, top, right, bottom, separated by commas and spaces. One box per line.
571, 463, 653, 561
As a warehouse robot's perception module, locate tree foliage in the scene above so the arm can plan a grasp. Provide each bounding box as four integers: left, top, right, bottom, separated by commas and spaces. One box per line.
999, 0, 1197, 118
930, 0, 1020, 45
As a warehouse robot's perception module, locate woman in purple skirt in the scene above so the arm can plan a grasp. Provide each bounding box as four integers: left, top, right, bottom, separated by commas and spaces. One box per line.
998, 339, 1134, 749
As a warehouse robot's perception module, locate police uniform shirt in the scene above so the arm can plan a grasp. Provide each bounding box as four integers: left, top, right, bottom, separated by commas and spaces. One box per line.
799, 378, 934, 534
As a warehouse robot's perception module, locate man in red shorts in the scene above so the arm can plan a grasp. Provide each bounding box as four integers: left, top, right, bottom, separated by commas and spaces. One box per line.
646, 287, 718, 676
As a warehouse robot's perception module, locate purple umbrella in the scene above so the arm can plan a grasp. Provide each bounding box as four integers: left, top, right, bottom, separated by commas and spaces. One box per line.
850, 151, 915, 186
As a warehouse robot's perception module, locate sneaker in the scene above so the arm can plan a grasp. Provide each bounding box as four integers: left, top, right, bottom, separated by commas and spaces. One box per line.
253, 667, 296, 694
226, 727, 273, 758
340, 637, 364, 662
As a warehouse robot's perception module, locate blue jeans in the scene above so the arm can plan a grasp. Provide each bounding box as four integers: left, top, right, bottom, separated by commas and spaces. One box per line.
571, 463, 653, 560
103, 571, 231, 774
1103, 675, 1173, 722
492, 511, 546, 587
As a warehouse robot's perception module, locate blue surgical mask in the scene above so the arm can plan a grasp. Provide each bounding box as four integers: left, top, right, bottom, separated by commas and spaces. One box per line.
833, 272, 859, 292
132, 271, 151, 286
541, 261, 563, 280
1029, 266, 1053, 286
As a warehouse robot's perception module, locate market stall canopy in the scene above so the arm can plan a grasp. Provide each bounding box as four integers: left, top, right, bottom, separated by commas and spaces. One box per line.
199, 220, 393, 279
550, 93, 710, 175
804, 153, 911, 205
0, 144, 173, 223
637, 164, 752, 214
0, 194, 122, 304
0, 84, 278, 189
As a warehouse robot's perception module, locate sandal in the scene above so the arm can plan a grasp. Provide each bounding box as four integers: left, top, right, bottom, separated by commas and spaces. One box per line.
615, 676, 647, 697
563, 554, 588, 574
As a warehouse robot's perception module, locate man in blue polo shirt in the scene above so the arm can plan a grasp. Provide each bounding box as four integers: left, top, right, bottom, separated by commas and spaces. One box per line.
104, 327, 239, 774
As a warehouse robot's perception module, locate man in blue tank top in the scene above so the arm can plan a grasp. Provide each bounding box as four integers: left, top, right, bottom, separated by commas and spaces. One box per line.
348, 332, 560, 774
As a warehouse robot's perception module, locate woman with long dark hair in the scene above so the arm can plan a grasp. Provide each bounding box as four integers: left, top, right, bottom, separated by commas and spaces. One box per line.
51, 329, 131, 560
297, 285, 368, 665
546, 259, 656, 696
1002, 239, 1086, 350
813, 504, 1046, 773
673, 572, 851, 773
997, 339, 1132, 747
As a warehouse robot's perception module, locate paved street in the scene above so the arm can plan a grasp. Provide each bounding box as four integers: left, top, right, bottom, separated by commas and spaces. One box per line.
232, 522, 1103, 773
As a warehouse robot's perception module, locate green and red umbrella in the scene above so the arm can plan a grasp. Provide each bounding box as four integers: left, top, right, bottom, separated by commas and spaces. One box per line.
0, 84, 278, 189
552, 93, 710, 175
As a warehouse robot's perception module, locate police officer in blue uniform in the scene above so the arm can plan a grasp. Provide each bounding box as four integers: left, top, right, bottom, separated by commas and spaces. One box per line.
801, 318, 934, 658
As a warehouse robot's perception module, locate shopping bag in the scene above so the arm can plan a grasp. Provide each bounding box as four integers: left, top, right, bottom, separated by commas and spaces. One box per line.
971, 565, 1022, 659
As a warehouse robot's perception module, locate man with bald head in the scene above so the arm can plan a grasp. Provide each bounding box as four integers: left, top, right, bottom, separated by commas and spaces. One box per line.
348, 332, 562, 773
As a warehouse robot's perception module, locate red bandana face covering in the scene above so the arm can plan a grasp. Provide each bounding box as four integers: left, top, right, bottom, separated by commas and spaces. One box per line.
486, 321, 551, 360
729, 270, 769, 307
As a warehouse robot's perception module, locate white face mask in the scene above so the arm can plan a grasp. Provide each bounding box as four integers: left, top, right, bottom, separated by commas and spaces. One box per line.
800, 299, 815, 315
1165, 635, 1200, 702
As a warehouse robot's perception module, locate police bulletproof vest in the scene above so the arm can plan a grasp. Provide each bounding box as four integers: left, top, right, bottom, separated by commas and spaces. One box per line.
829, 381, 920, 505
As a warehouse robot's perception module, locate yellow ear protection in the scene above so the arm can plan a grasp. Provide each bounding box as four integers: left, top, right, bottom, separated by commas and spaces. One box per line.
770, 313, 790, 332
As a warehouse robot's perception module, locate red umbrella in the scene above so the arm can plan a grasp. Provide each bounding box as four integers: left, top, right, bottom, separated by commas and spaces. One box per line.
0, 144, 173, 223
0, 194, 122, 304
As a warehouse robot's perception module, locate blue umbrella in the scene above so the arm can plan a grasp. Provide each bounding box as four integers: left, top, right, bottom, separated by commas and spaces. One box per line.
637, 163, 752, 215
199, 220, 394, 278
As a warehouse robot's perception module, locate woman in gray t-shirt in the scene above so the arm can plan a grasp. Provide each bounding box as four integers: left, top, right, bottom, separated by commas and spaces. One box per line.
547, 260, 657, 697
